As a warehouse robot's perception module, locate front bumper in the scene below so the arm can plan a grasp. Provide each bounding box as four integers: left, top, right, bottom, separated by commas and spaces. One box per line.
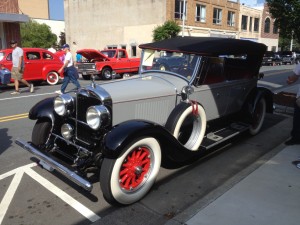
15, 138, 93, 192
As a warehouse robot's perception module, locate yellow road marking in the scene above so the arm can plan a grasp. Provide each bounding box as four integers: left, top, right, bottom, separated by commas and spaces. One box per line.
0, 113, 29, 123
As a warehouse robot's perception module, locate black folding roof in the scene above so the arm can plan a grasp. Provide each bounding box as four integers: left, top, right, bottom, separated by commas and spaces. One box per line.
139, 37, 267, 56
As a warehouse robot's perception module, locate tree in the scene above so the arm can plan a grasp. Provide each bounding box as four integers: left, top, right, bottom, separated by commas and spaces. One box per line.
58, 32, 66, 47
20, 20, 57, 48
267, 0, 300, 42
152, 20, 181, 42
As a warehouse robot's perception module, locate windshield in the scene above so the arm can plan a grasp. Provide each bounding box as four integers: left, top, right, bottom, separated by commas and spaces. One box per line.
140, 49, 200, 82
100, 50, 116, 58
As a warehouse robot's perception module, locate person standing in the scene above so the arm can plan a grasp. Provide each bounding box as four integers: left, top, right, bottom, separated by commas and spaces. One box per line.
10, 40, 34, 94
56, 44, 80, 94
285, 63, 300, 145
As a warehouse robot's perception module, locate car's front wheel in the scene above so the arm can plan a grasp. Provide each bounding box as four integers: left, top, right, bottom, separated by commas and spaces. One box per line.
82, 74, 90, 80
249, 97, 266, 135
165, 102, 206, 151
101, 67, 112, 80
100, 137, 161, 206
46, 71, 60, 85
32, 119, 52, 148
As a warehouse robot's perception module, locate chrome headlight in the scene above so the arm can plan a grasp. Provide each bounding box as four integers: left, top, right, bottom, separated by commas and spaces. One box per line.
54, 94, 74, 116
61, 123, 74, 140
86, 105, 111, 130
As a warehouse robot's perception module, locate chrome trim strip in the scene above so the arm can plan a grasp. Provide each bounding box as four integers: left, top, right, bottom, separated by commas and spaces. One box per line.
15, 139, 93, 192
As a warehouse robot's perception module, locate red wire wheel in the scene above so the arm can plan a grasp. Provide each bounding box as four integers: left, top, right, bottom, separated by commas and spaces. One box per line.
119, 147, 151, 191
100, 137, 161, 205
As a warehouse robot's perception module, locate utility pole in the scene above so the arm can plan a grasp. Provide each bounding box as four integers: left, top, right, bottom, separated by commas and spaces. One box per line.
182, 0, 186, 37
290, 31, 294, 51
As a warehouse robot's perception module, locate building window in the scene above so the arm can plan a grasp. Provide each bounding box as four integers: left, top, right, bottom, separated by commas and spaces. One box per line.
241, 15, 248, 30
121, 45, 126, 50
131, 45, 137, 57
195, 4, 206, 22
264, 18, 270, 33
213, 8, 222, 25
273, 21, 278, 34
175, 0, 187, 20
254, 18, 259, 32
227, 11, 235, 26
249, 17, 253, 31
107, 45, 117, 49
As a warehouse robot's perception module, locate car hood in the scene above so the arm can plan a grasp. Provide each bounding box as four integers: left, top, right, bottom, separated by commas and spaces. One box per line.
77, 49, 109, 61
98, 74, 188, 103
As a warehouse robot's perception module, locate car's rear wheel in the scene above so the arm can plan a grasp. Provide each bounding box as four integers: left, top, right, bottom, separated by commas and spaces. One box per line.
249, 97, 266, 135
32, 119, 52, 148
46, 71, 60, 85
102, 67, 112, 80
100, 137, 161, 206
165, 102, 206, 151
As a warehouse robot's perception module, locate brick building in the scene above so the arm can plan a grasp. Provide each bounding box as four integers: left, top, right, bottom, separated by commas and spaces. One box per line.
0, 0, 29, 49
64, 0, 278, 55
260, 3, 279, 51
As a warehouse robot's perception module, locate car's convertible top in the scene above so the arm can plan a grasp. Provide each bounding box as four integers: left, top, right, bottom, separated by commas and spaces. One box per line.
139, 37, 267, 57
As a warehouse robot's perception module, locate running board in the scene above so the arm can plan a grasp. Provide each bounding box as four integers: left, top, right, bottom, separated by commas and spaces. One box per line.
200, 122, 250, 150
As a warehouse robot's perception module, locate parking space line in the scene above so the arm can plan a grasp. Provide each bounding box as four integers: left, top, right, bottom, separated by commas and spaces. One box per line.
0, 163, 101, 224
25, 168, 101, 222
0, 92, 56, 101
0, 163, 36, 180
0, 170, 24, 224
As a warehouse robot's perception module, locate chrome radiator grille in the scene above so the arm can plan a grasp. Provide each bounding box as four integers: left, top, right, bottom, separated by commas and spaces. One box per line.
76, 93, 102, 144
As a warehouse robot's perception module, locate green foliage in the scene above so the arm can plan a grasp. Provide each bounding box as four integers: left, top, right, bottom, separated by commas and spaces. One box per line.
267, 0, 300, 42
152, 20, 181, 42
20, 20, 57, 48
58, 32, 66, 47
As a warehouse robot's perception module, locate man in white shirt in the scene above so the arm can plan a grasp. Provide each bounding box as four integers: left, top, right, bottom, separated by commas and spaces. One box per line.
10, 40, 34, 94
285, 63, 300, 145
56, 44, 81, 94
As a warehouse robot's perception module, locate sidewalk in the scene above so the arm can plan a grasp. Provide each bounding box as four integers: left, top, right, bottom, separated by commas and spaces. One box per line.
165, 83, 300, 225
183, 143, 300, 225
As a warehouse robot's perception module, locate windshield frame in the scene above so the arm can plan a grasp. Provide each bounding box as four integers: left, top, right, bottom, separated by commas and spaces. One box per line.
139, 49, 201, 85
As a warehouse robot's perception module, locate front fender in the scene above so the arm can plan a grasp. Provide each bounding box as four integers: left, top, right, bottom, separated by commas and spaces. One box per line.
102, 120, 206, 169
29, 97, 56, 124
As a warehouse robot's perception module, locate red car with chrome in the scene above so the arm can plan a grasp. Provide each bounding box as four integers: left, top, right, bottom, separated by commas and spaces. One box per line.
0, 48, 63, 85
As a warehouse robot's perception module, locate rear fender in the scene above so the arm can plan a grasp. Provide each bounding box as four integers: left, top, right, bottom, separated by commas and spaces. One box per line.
102, 120, 206, 169
253, 87, 273, 114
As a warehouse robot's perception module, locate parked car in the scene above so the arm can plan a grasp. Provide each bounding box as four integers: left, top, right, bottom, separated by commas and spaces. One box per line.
77, 49, 140, 80
262, 51, 282, 66
16, 37, 273, 206
0, 48, 64, 85
279, 51, 296, 65
152, 53, 188, 72
295, 52, 300, 64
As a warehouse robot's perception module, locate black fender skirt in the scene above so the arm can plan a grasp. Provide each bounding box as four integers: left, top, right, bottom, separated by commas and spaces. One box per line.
29, 97, 56, 122
102, 120, 207, 169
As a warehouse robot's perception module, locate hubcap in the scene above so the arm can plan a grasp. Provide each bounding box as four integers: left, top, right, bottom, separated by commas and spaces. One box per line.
119, 146, 151, 191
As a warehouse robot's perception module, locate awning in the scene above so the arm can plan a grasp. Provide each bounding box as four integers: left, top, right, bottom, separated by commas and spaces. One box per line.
0, 13, 29, 23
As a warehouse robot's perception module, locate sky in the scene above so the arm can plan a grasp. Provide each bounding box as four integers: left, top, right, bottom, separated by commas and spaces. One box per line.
49, 0, 64, 21
240, 0, 265, 7
46, 0, 264, 21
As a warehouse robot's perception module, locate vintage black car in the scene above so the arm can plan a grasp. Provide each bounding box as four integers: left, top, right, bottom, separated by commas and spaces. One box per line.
262, 51, 282, 66
16, 37, 272, 206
